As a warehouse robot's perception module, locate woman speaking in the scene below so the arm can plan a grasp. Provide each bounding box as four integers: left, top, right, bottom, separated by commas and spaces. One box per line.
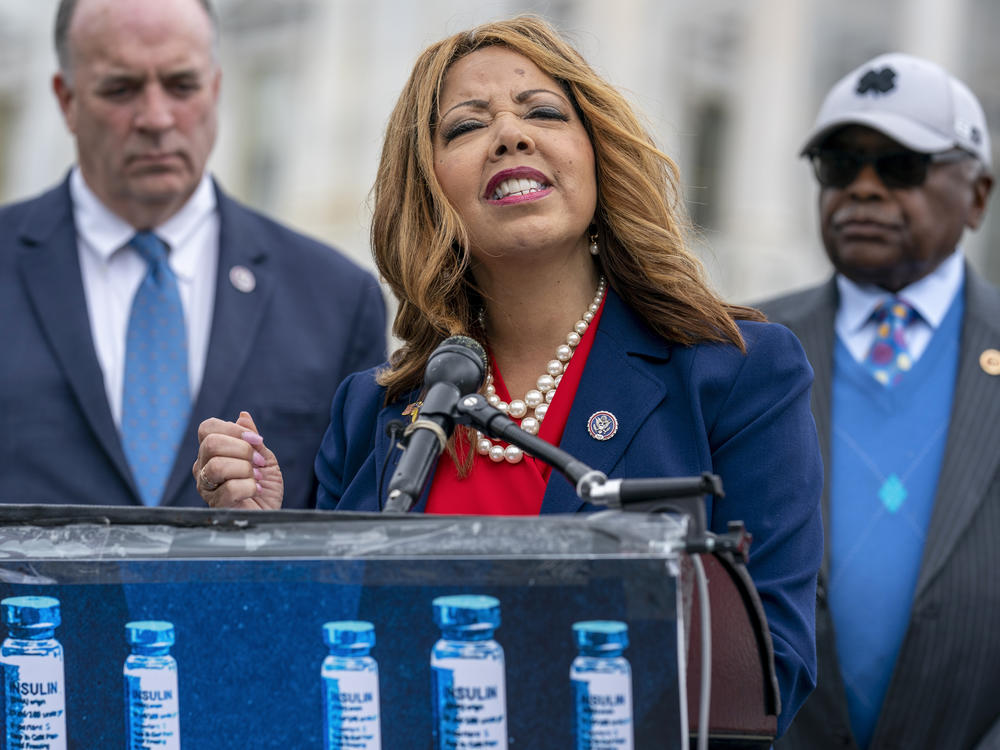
193, 16, 822, 734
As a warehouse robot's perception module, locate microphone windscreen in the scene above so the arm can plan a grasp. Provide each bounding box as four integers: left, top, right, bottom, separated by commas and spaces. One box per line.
439, 335, 487, 370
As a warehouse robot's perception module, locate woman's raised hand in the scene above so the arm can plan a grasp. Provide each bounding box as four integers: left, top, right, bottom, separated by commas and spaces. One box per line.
193, 411, 284, 510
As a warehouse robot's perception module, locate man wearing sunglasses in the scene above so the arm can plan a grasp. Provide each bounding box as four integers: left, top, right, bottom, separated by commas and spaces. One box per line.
760, 53, 999, 750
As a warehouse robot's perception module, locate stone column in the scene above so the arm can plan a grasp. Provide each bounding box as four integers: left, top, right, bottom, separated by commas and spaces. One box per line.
715, 0, 823, 302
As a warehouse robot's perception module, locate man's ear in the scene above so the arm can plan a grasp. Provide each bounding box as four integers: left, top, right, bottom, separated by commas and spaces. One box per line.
52, 72, 77, 134
966, 168, 994, 231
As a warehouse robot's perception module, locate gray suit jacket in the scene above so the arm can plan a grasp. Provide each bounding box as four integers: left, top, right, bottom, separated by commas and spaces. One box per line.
758, 266, 1000, 749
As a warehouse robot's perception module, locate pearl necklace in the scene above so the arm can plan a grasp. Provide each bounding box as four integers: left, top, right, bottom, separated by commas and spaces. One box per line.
476, 277, 607, 464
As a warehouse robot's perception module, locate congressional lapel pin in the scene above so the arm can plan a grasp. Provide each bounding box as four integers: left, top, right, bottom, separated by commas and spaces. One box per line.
980, 349, 1000, 376
229, 265, 256, 293
587, 411, 618, 441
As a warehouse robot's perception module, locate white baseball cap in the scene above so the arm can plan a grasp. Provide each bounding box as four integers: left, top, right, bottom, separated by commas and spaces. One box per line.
801, 52, 992, 168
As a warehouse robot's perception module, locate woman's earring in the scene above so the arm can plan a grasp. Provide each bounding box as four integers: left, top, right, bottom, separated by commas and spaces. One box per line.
588, 228, 599, 256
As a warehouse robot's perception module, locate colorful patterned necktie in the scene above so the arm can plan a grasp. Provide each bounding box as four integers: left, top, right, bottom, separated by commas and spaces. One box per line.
121, 232, 191, 505
865, 297, 918, 387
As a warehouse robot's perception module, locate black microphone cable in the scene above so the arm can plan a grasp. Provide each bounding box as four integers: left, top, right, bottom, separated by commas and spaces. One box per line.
378, 420, 406, 512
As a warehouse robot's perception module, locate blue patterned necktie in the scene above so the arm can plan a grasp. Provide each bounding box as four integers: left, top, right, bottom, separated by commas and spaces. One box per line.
865, 297, 918, 387
121, 232, 191, 505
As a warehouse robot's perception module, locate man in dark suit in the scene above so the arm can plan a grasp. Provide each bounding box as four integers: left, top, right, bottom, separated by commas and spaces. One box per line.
0, 0, 386, 509
759, 53, 1000, 749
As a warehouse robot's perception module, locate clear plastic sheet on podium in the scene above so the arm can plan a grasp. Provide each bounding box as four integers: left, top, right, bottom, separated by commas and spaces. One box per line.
0, 506, 689, 749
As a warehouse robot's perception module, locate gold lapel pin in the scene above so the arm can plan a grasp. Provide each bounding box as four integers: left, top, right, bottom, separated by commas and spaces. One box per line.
980, 349, 1000, 376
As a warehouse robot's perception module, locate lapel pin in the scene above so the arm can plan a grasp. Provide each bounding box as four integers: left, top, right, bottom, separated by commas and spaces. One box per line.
229, 265, 256, 293
587, 410, 618, 441
980, 348, 1000, 376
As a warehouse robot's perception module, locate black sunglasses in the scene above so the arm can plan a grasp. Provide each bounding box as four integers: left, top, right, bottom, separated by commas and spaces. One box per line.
808, 148, 972, 189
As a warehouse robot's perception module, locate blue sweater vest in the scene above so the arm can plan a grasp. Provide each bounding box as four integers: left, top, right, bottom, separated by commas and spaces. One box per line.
828, 290, 963, 748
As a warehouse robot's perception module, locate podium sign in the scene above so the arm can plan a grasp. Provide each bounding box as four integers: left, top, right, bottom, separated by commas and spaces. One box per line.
0, 507, 688, 749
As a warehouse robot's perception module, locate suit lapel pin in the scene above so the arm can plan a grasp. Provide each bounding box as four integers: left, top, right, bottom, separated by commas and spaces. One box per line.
587, 410, 618, 441
980, 348, 1000, 376
229, 265, 256, 293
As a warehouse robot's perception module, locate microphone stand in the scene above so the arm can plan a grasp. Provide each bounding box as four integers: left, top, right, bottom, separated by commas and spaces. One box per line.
454, 394, 749, 556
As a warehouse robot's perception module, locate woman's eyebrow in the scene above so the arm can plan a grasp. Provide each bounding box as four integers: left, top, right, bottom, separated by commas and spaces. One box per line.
441, 88, 566, 119
513, 88, 564, 103
441, 99, 489, 119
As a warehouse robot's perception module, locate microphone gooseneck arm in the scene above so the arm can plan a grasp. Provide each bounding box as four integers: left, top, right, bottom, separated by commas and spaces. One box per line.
454, 393, 597, 487
454, 393, 722, 537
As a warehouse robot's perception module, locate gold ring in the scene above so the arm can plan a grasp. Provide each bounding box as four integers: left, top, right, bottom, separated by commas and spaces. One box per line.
200, 467, 220, 492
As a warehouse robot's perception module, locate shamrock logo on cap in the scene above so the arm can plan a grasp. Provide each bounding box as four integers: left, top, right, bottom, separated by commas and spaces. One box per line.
856, 66, 897, 95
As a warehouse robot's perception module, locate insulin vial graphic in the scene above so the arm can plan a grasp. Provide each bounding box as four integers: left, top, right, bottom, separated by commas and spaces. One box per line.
321, 621, 382, 750
571, 621, 634, 750
431, 595, 508, 750
123, 621, 181, 750
0, 596, 67, 750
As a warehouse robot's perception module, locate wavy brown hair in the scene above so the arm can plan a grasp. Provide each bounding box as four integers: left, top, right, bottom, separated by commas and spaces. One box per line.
371, 15, 763, 403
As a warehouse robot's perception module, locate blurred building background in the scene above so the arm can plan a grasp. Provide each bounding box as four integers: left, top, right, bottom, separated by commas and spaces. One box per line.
1, 0, 997, 305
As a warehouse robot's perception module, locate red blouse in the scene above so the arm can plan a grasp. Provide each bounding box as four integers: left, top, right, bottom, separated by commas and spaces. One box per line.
424, 296, 606, 515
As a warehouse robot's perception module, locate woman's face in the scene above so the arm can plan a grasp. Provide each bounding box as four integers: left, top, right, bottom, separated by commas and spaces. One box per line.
433, 46, 597, 266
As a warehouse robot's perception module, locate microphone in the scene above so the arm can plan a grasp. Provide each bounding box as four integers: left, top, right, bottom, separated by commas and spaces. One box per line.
383, 335, 487, 513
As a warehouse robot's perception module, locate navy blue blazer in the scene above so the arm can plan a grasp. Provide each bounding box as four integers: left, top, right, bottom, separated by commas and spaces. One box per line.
315, 289, 823, 735
0, 175, 386, 509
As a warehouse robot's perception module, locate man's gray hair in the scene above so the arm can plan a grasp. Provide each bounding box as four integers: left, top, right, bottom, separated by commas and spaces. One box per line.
54, 0, 218, 77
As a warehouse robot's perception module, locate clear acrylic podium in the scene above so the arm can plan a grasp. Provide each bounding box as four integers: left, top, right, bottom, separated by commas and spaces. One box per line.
0, 506, 701, 749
